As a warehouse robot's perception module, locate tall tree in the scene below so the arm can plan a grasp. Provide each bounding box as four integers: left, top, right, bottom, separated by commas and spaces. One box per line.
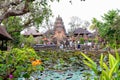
41, 19, 54, 33
0, 0, 60, 26
81, 20, 90, 29
90, 18, 102, 35
3, 16, 22, 47
90, 9, 120, 47
0, 0, 84, 25
68, 16, 82, 33
0, 0, 86, 47
0, 0, 60, 47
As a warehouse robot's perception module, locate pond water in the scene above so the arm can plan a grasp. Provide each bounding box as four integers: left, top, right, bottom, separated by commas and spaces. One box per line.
29, 69, 95, 80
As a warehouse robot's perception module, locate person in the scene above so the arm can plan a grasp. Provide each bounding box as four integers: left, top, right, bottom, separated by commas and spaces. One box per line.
59, 44, 64, 49
69, 40, 73, 49
65, 39, 70, 49
47, 41, 50, 45
77, 42, 80, 50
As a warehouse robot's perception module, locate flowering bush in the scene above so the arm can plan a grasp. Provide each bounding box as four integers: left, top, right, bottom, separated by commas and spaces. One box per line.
0, 48, 43, 80
32, 60, 42, 66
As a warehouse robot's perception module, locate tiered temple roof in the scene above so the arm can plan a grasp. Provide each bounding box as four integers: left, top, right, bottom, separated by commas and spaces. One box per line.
53, 16, 66, 44
54, 15, 66, 34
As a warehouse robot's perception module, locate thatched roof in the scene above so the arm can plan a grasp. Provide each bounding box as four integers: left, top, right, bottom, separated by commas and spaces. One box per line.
0, 25, 13, 40
74, 28, 91, 35
23, 28, 42, 37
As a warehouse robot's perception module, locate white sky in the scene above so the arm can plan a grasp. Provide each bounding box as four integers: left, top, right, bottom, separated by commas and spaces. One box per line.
50, 0, 120, 32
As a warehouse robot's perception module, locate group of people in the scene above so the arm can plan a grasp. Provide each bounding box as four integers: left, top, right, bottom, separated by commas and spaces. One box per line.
59, 39, 93, 50
58, 38, 82, 50
42, 36, 99, 51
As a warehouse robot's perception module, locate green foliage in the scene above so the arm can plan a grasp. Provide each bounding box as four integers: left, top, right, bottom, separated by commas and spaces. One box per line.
19, 35, 35, 47
3, 16, 23, 47
81, 51, 120, 80
81, 53, 98, 75
28, 0, 55, 27
91, 9, 120, 47
39, 39, 44, 44
36, 50, 103, 71
80, 38, 84, 44
102, 10, 119, 25
25, 35, 35, 47
37, 50, 86, 70
1, 0, 61, 47
0, 48, 43, 80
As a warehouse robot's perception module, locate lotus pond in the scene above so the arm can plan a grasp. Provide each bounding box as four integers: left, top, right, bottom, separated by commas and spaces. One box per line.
20, 50, 110, 80
29, 69, 95, 80
1, 48, 119, 80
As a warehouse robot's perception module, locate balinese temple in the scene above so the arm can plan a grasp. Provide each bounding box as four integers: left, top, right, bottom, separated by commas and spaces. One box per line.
0, 25, 13, 50
53, 15, 67, 45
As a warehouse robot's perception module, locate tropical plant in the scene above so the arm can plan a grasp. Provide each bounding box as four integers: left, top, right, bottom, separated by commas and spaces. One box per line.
81, 49, 120, 80
90, 10, 120, 48
0, 48, 43, 80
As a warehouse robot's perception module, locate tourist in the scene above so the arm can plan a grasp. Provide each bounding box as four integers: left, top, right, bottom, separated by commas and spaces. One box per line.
59, 44, 64, 49
69, 40, 73, 49
65, 39, 70, 49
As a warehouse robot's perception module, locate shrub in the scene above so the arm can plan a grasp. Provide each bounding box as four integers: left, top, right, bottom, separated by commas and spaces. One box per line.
0, 48, 43, 80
